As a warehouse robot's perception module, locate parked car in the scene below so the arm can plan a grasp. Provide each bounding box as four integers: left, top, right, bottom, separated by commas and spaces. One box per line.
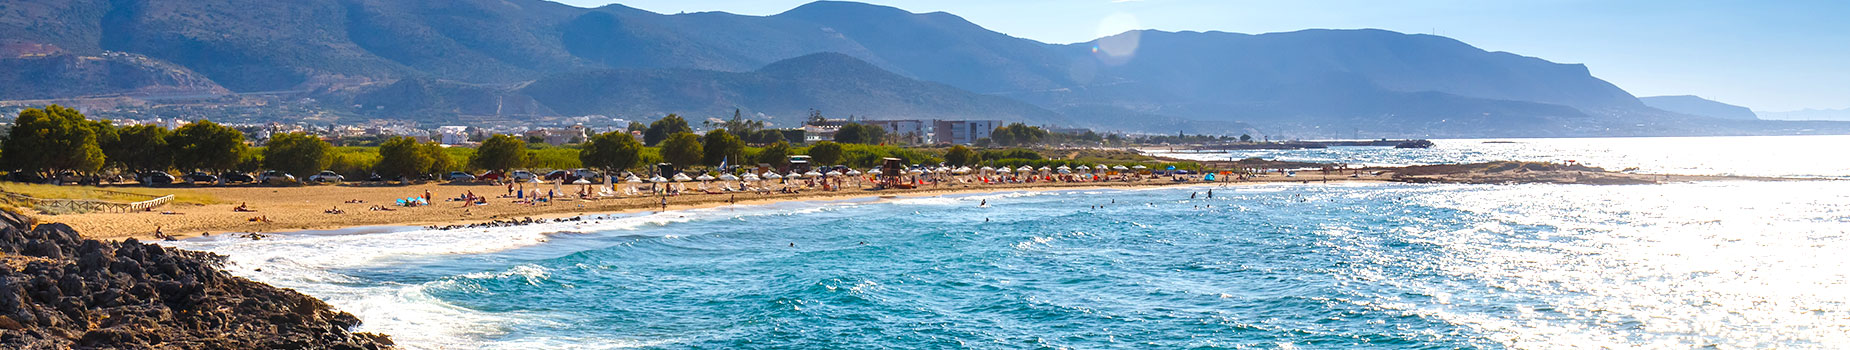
220, 172, 256, 183
140, 172, 175, 185
183, 172, 219, 184
477, 170, 505, 182
308, 171, 345, 183
574, 169, 603, 183
511, 170, 537, 182
448, 171, 477, 181
367, 173, 385, 182
259, 170, 296, 184
543, 170, 576, 182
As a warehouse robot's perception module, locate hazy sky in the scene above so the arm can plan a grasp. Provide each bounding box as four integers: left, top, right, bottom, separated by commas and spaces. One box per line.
553, 0, 1849, 112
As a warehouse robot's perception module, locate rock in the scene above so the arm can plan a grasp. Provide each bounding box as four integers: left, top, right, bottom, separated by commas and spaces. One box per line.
0, 209, 394, 349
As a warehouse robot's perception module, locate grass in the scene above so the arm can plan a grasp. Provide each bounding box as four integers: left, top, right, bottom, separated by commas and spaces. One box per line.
0, 183, 219, 206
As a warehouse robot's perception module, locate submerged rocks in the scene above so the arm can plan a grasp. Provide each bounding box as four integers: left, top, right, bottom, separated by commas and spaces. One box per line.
0, 210, 393, 349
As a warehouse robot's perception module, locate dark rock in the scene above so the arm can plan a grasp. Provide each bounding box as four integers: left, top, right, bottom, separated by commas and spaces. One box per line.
0, 213, 394, 349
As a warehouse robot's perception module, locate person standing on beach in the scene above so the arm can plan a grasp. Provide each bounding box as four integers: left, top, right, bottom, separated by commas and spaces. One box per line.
660, 197, 669, 211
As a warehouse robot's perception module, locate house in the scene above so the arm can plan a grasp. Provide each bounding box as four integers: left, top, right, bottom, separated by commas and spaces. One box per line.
931, 120, 1000, 145
437, 126, 470, 145
862, 119, 929, 144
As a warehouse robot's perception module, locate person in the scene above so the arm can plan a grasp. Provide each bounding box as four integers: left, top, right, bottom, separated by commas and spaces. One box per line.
980, 199, 986, 207
234, 202, 254, 212
660, 197, 668, 211
1191, 192, 1197, 199
1207, 189, 1213, 198
423, 190, 432, 204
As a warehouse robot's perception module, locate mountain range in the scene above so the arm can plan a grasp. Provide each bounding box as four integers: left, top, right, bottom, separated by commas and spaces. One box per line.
1639, 95, 1757, 120
1, 0, 1843, 137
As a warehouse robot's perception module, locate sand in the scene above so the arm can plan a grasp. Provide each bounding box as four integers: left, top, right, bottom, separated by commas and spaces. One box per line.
44, 174, 1391, 241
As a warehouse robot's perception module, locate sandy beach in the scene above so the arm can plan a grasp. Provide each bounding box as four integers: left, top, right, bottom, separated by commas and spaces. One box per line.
43, 174, 1392, 240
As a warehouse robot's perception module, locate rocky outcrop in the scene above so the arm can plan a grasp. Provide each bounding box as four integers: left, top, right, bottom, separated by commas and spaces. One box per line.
0, 209, 392, 349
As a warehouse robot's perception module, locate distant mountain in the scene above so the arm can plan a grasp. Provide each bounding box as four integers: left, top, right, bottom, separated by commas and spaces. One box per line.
1759, 108, 1850, 121
0, 51, 226, 100
519, 53, 1074, 126
1, 0, 1842, 137
1640, 95, 1757, 120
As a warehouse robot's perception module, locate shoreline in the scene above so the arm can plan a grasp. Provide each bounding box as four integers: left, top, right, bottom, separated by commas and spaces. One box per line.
45, 176, 1392, 241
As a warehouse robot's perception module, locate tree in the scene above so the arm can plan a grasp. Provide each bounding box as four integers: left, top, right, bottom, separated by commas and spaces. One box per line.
1240, 134, 1254, 142
833, 123, 887, 144
170, 119, 247, 173
659, 132, 703, 168
627, 121, 646, 133
471, 134, 529, 171
377, 136, 434, 180
1, 105, 106, 177
580, 131, 643, 173
643, 114, 692, 146
990, 123, 1048, 147
700, 129, 746, 167
424, 142, 455, 173
263, 132, 332, 179
944, 145, 977, 166
806, 141, 844, 166
108, 124, 173, 173
757, 141, 791, 168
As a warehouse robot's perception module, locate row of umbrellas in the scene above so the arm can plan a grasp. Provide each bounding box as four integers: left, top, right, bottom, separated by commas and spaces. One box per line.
581, 164, 1156, 185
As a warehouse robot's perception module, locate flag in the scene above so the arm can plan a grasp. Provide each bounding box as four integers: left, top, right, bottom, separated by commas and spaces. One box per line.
718, 156, 728, 171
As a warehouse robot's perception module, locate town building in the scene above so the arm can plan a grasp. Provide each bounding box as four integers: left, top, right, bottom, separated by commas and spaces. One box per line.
861, 119, 929, 144
931, 119, 1000, 145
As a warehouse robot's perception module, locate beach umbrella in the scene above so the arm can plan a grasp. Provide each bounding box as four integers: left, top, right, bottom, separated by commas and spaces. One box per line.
1132, 165, 1148, 170
1037, 166, 1051, 173
718, 173, 739, 181
741, 173, 759, 181
1017, 165, 1033, 172
954, 167, 971, 174
980, 166, 995, 172
764, 172, 783, 179
997, 167, 1011, 174
869, 169, 882, 175
846, 169, 863, 175
908, 169, 925, 175
528, 177, 544, 184
1113, 165, 1130, 170
650, 175, 670, 183
1058, 168, 1072, 174
1076, 165, 1090, 171
805, 170, 824, 178
572, 178, 592, 184
673, 173, 694, 182
696, 174, 716, 181
825, 170, 842, 177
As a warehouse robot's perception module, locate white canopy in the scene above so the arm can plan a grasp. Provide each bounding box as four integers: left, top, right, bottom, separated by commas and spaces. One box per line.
1132, 165, 1148, 169
672, 173, 693, 182
741, 173, 760, 181
954, 167, 972, 174
825, 170, 843, 177
908, 169, 925, 175
846, 169, 863, 175
718, 174, 740, 181
625, 175, 643, 183
1076, 165, 1091, 170
572, 178, 592, 184
763, 172, 783, 179
805, 170, 824, 177
996, 167, 1012, 173
1037, 166, 1051, 172
1017, 166, 1034, 172
980, 166, 995, 172
1113, 165, 1130, 170
650, 176, 670, 183
786, 171, 803, 179
1096, 164, 1110, 171
695, 174, 716, 181
869, 169, 882, 175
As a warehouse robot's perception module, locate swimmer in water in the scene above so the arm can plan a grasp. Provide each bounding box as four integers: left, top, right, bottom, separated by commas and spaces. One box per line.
980, 199, 986, 207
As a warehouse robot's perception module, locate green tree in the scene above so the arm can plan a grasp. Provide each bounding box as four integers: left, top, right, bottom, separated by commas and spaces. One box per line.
1, 105, 106, 177
170, 119, 247, 173
990, 123, 1048, 147
377, 136, 434, 180
1240, 134, 1254, 142
806, 141, 844, 166
944, 145, 977, 166
580, 131, 643, 173
700, 129, 746, 167
262, 132, 332, 179
424, 142, 456, 173
659, 132, 703, 168
833, 123, 887, 144
757, 141, 792, 168
643, 114, 692, 146
471, 134, 529, 171
108, 124, 173, 173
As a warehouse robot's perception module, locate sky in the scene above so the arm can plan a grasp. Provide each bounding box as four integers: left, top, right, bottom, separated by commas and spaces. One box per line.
553, 0, 1850, 112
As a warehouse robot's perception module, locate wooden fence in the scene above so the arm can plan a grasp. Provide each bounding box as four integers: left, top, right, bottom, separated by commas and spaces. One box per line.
2, 193, 174, 213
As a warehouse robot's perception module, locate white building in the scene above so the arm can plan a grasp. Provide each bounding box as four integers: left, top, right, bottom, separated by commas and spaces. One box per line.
931, 120, 1000, 145
437, 126, 470, 145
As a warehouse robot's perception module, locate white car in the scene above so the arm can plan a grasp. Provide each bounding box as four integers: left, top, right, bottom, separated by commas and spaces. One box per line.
511, 170, 537, 182
258, 170, 296, 184
308, 170, 345, 183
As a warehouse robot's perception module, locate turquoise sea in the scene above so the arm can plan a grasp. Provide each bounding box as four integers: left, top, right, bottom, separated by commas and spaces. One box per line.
167, 136, 1850, 349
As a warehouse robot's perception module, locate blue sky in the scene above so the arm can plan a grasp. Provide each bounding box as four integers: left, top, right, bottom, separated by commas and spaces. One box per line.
554, 0, 1849, 112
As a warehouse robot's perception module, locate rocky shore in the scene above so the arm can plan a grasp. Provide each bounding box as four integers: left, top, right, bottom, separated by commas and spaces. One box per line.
0, 210, 392, 349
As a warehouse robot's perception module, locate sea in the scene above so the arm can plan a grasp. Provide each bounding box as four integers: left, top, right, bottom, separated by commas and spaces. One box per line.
164, 135, 1850, 349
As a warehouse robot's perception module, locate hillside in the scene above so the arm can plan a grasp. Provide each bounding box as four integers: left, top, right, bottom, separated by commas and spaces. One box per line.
0, 0, 1840, 136
523, 53, 1072, 126
1640, 95, 1758, 120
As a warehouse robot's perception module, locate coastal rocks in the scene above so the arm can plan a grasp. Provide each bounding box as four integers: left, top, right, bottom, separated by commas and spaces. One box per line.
1394, 139, 1436, 148
0, 210, 393, 349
